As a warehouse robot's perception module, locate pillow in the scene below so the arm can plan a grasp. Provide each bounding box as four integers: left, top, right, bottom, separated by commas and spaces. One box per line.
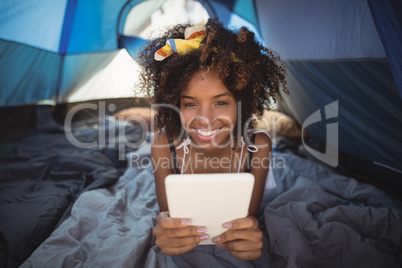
113, 107, 154, 131
255, 110, 308, 138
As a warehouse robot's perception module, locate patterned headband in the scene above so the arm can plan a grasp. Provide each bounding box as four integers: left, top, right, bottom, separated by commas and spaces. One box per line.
154, 23, 207, 61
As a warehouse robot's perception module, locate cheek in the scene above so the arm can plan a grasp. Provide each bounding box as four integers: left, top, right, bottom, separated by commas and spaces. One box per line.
228, 111, 238, 129
227, 103, 238, 128
180, 112, 186, 128
180, 110, 194, 129
217, 106, 238, 129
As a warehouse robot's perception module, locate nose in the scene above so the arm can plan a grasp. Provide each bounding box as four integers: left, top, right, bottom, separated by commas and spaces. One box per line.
196, 105, 214, 127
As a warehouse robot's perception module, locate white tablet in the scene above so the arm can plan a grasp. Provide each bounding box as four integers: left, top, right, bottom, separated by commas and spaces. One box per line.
165, 173, 255, 245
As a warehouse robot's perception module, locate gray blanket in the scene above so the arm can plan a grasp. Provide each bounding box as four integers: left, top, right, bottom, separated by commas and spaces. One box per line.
22, 142, 402, 268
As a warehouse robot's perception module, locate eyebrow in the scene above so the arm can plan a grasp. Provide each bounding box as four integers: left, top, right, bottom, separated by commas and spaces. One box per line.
213, 92, 231, 98
181, 95, 195, 99
181, 92, 231, 99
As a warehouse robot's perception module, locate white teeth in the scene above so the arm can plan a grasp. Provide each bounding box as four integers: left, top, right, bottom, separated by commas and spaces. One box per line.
196, 129, 220, 137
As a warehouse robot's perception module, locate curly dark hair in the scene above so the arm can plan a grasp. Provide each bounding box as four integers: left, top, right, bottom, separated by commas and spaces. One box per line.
137, 18, 288, 143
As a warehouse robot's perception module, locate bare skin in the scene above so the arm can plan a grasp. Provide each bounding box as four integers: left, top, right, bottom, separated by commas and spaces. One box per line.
152, 70, 271, 260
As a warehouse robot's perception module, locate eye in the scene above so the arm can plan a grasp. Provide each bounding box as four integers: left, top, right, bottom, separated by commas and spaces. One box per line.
183, 102, 197, 107
215, 101, 229, 106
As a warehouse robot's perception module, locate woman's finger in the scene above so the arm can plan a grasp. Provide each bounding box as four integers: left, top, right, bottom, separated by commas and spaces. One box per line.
216, 239, 262, 260
156, 211, 193, 229
159, 242, 200, 256
218, 239, 263, 252
228, 249, 262, 261
213, 228, 262, 243
156, 234, 209, 249
153, 224, 208, 238
221, 216, 258, 230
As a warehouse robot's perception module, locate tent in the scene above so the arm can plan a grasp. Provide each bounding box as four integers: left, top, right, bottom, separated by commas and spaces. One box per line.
258, 0, 402, 190
1, 0, 400, 184
1, 0, 401, 267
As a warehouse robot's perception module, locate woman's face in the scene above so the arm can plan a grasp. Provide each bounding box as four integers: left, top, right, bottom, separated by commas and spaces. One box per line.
180, 70, 238, 150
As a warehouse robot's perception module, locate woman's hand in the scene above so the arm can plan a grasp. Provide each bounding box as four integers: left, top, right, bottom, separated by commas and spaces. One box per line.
212, 216, 263, 260
153, 211, 209, 255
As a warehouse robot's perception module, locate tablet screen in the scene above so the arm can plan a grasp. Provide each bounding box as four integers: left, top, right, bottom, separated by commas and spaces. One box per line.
165, 173, 255, 245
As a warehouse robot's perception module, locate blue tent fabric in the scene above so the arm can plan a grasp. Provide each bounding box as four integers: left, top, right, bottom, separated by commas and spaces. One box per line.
0, 0, 67, 52
0, 40, 61, 105
0, 0, 401, 176
367, 0, 402, 98
282, 60, 402, 171
58, 52, 118, 101
66, 0, 126, 53
209, 0, 260, 32
118, 35, 148, 61
1, 1, 402, 267
117, 0, 145, 34
0, 0, 129, 106
0, 0, 263, 107
257, 0, 402, 176
58, 0, 77, 55
0, 0, 400, 176
257, 0, 386, 60
118, 0, 264, 54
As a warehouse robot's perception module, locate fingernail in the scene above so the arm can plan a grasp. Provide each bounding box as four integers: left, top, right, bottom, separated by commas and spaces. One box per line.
181, 219, 192, 225
197, 227, 207, 233
200, 234, 209, 240
222, 222, 232, 228
212, 236, 221, 243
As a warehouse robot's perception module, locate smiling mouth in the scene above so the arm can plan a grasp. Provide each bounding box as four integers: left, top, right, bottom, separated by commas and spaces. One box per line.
195, 128, 221, 137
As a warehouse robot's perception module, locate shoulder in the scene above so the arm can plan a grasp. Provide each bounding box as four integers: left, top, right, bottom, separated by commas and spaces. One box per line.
247, 131, 271, 172
152, 130, 170, 147
151, 130, 172, 158
247, 131, 271, 216
251, 131, 272, 156
253, 131, 271, 146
